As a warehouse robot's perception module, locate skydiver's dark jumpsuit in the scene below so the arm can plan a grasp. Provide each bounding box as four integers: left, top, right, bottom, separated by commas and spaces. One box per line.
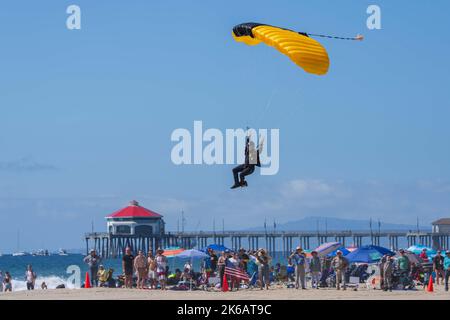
232, 137, 260, 186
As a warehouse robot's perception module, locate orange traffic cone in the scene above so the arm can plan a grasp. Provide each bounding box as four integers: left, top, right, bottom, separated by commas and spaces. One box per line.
222, 274, 229, 292
427, 275, 434, 292
85, 271, 91, 288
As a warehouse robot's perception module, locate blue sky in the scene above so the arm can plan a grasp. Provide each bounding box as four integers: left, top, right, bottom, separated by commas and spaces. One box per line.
1, 1, 450, 251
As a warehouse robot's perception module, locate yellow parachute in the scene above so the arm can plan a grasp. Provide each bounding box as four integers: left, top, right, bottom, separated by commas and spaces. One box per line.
232, 23, 331, 75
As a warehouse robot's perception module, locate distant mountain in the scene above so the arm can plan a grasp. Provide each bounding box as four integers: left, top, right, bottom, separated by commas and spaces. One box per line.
246, 216, 429, 232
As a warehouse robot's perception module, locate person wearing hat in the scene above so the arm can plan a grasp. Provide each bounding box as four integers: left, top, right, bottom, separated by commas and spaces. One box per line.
397, 249, 411, 288
419, 248, 429, 263
331, 250, 349, 290
309, 251, 321, 289
155, 248, 168, 290
83, 249, 102, 287
444, 251, 450, 292
97, 265, 108, 287
289, 247, 307, 290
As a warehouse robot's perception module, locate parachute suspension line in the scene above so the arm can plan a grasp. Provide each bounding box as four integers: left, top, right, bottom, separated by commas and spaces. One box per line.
305, 33, 364, 41
256, 89, 277, 125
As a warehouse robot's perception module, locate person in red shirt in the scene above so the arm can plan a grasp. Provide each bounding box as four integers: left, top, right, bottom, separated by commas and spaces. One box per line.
419, 248, 429, 263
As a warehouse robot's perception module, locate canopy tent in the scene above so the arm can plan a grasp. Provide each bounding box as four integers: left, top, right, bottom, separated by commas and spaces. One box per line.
346, 245, 395, 264
202, 244, 231, 253
314, 242, 341, 257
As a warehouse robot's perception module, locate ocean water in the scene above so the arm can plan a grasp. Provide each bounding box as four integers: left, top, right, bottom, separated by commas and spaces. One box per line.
0, 253, 289, 291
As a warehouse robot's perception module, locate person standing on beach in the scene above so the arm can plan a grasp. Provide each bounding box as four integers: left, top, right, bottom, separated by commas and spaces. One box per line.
3, 272, 12, 292
444, 251, 450, 292
122, 247, 135, 289
331, 250, 349, 290
0, 271, 3, 292
83, 249, 102, 287
309, 251, 321, 289
378, 255, 387, 290
155, 248, 168, 290
218, 251, 227, 288
383, 256, 395, 292
433, 250, 445, 285
320, 256, 332, 287
289, 247, 307, 290
397, 249, 411, 288
147, 250, 157, 289
256, 249, 271, 290
134, 250, 147, 289
25, 265, 37, 290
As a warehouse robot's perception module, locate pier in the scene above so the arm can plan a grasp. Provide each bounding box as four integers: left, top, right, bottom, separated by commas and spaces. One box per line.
84, 230, 450, 258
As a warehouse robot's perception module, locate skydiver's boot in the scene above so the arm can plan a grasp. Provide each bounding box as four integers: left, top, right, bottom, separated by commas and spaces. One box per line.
240, 179, 248, 187
230, 184, 240, 189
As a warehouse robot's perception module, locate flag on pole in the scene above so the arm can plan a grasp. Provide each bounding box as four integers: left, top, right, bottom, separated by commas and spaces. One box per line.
224, 261, 249, 281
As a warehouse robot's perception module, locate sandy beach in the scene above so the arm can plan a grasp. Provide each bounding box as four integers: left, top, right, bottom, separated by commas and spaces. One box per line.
1, 285, 449, 300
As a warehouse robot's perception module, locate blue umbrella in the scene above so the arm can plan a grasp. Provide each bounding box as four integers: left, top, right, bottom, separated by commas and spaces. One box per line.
202, 244, 231, 253
174, 249, 209, 259
346, 245, 395, 263
327, 247, 351, 257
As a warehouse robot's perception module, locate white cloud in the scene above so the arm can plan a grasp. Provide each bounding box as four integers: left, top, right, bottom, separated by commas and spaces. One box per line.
0, 156, 58, 173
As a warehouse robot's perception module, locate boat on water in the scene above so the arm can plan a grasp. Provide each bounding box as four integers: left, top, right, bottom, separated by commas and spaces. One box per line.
12, 251, 29, 257
32, 249, 50, 256
13, 230, 29, 257
58, 249, 69, 256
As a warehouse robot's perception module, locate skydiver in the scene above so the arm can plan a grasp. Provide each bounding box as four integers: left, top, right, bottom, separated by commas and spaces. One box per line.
230, 133, 264, 189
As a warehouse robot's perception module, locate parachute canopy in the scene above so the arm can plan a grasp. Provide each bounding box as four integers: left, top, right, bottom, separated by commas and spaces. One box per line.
232, 22, 330, 75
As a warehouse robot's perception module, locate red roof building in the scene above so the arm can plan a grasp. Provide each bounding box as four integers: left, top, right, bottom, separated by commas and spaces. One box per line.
106, 200, 165, 236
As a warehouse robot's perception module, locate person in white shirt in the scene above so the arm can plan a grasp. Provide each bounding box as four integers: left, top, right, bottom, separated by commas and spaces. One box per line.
25, 265, 37, 290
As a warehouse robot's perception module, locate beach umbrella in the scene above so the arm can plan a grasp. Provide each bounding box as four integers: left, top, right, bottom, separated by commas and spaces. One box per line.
327, 247, 351, 257
203, 244, 231, 253
346, 245, 395, 264
172, 249, 209, 290
407, 245, 436, 256
163, 247, 185, 257
314, 242, 341, 257
174, 249, 209, 259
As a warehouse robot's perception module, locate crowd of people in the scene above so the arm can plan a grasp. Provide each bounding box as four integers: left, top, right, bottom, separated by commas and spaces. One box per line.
80, 245, 450, 292
377, 248, 450, 291
2, 246, 449, 293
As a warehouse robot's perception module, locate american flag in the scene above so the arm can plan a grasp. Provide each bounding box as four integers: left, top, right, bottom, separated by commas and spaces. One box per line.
224, 261, 250, 281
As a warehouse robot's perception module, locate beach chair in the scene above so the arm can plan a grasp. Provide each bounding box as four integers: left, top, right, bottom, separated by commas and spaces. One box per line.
347, 276, 360, 290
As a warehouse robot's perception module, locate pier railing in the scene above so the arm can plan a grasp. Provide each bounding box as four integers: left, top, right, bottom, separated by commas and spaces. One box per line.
84, 229, 449, 258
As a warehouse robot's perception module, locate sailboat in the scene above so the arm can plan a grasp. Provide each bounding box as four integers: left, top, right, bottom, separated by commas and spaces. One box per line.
12, 230, 29, 256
